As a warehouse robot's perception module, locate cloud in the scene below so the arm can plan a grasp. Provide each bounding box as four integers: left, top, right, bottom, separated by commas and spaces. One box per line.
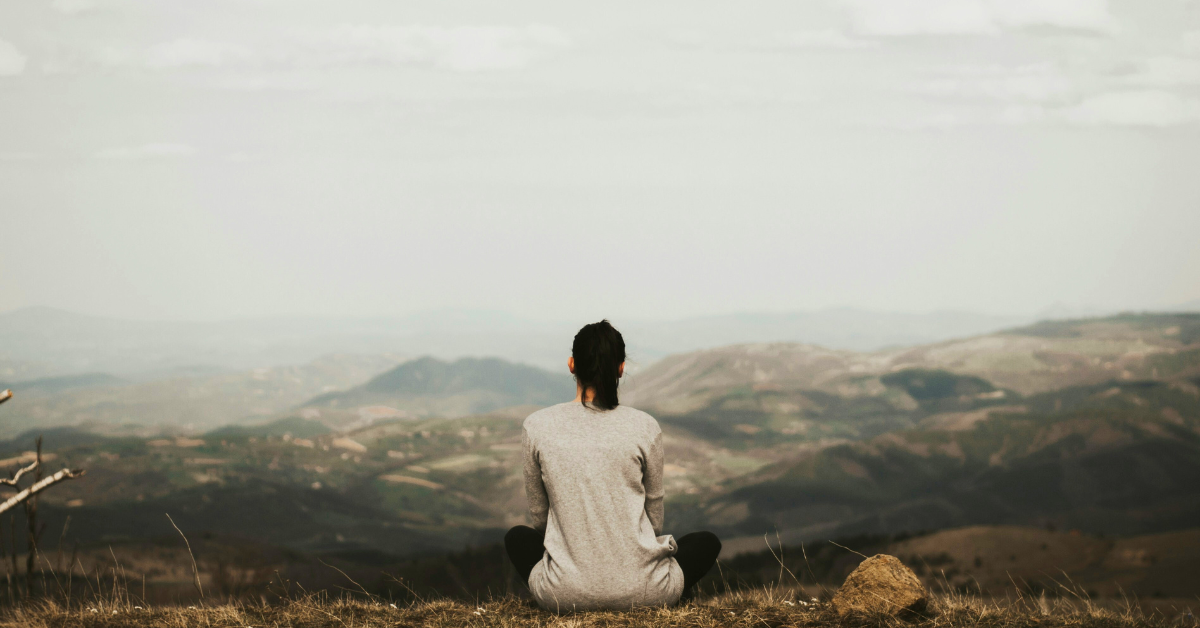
0, 39, 27, 76
1186, 30, 1200, 55
1125, 56, 1200, 87
51, 0, 98, 15
1064, 90, 1200, 126
873, 91, 1200, 129
94, 143, 197, 160
70, 24, 571, 74
144, 39, 256, 69
667, 28, 877, 53
987, 0, 1117, 33
877, 109, 984, 130
295, 24, 572, 72
207, 74, 316, 92
844, 0, 995, 36
775, 29, 878, 49
843, 0, 1117, 36
918, 64, 1075, 103
998, 104, 1050, 125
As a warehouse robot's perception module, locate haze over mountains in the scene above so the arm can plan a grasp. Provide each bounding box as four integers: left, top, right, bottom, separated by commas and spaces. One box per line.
0, 306, 1036, 381
0, 305, 1040, 435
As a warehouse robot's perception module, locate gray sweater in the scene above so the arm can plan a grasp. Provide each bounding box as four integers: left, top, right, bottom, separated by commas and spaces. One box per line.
522, 402, 684, 611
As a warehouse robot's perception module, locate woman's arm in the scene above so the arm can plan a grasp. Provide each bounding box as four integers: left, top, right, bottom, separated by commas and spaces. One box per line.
522, 426, 549, 531
643, 430, 666, 536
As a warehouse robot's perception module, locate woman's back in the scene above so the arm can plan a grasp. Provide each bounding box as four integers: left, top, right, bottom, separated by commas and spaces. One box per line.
522, 402, 683, 611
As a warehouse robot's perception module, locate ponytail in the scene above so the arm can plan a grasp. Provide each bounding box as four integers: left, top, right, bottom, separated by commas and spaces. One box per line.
572, 320, 626, 411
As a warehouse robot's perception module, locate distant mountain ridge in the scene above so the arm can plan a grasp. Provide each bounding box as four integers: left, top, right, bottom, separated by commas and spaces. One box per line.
0, 372, 127, 396
623, 312, 1200, 412
622, 308, 1031, 358
0, 305, 1042, 378
0, 353, 403, 438
305, 356, 575, 419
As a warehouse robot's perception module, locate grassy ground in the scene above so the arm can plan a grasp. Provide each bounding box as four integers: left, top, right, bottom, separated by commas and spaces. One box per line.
0, 588, 1193, 628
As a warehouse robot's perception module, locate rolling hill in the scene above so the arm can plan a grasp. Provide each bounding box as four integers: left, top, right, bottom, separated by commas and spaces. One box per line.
685, 378, 1200, 549
0, 353, 403, 437
620, 314, 1200, 545
303, 356, 575, 421
622, 313, 1200, 409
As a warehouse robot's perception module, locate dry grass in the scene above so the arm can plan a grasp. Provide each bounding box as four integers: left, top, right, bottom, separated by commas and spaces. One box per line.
0, 587, 1192, 628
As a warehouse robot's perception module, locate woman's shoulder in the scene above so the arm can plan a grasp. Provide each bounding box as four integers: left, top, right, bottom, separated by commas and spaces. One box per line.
523, 402, 576, 430
615, 404, 661, 434
524, 402, 560, 421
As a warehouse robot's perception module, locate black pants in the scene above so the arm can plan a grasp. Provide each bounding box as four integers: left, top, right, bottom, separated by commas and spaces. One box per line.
505, 526, 722, 599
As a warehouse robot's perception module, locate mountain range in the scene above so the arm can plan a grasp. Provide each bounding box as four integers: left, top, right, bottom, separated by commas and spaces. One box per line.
305, 356, 575, 423
0, 311, 1197, 599
621, 312, 1200, 546
0, 306, 1034, 379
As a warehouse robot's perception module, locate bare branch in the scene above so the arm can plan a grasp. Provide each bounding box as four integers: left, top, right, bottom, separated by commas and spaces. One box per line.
0, 460, 40, 487
0, 390, 10, 406
0, 469, 85, 517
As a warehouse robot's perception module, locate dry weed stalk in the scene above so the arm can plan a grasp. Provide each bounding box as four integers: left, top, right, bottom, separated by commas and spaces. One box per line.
164, 513, 204, 601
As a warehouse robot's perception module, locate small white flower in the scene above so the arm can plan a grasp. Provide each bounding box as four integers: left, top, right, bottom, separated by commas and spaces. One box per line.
811, 597, 819, 603
784, 601, 795, 606
188, 606, 197, 610
474, 611, 482, 616
134, 606, 143, 610
112, 610, 118, 615
390, 603, 398, 609
89, 608, 98, 613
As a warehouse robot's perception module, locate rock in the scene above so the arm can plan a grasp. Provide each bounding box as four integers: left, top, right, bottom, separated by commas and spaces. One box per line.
832, 554, 928, 617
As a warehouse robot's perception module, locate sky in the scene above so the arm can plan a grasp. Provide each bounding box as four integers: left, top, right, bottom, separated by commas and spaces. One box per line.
1, 0, 1199, 323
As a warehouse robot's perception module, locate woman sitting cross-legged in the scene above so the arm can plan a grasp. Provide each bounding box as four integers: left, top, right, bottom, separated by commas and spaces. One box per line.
505, 319, 721, 612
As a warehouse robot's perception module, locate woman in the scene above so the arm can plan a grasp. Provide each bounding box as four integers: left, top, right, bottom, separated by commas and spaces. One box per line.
505, 320, 721, 611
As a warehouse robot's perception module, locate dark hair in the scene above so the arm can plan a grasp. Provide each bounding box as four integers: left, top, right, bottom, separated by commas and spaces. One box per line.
572, 319, 626, 411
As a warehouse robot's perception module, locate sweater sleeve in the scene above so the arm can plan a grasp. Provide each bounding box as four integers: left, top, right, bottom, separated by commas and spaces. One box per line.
522, 425, 549, 531
643, 428, 666, 536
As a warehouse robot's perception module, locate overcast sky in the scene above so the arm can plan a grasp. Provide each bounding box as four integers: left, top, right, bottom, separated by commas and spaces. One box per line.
1, 0, 1198, 323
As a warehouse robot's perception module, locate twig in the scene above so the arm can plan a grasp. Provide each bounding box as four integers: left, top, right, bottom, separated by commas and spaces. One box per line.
0, 390, 10, 406
800, 542, 831, 599
37, 553, 65, 599
109, 546, 121, 606
0, 468, 85, 516
0, 459, 39, 487
319, 558, 374, 600
828, 540, 868, 559
76, 557, 96, 599
56, 515, 70, 574
384, 574, 426, 604
763, 531, 803, 591
165, 513, 204, 600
